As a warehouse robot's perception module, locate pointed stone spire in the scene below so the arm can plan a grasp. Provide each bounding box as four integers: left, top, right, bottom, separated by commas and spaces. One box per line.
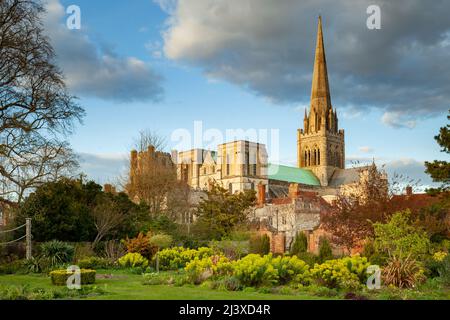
310, 16, 332, 115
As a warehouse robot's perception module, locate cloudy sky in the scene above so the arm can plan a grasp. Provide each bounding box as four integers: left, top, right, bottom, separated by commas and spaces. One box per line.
45, 0, 449, 189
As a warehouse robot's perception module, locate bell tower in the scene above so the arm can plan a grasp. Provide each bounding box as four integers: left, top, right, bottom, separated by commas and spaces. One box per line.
297, 17, 345, 186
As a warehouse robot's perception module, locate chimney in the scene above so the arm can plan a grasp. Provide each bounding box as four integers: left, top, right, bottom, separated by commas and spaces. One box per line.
257, 183, 266, 206
406, 186, 413, 197
104, 184, 112, 194
289, 183, 301, 199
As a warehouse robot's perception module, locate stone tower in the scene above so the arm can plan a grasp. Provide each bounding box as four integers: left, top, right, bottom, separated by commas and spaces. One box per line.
297, 17, 345, 186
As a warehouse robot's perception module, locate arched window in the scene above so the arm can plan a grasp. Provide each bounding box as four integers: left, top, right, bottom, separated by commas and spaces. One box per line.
317, 149, 321, 165
251, 182, 255, 191
228, 183, 233, 194
304, 151, 307, 166
308, 150, 311, 166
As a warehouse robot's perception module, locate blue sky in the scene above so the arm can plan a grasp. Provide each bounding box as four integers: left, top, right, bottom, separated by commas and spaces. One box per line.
46, 0, 449, 188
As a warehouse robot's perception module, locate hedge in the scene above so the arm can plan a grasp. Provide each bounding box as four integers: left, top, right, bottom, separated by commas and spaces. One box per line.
50, 269, 96, 286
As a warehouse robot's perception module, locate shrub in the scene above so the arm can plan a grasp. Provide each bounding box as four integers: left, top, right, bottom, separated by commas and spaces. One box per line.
50, 269, 96, 286
221, 276, 242, 291
149, 234, 173, 250
290, 232, 308, 255
122, 232, 156, 259
118, 253, 149, 268
157, 247, 215, 271
382, 255, 426, 289
249, 234, 270, 255
0, 260, 26, 275
77, 256, 114, 269
341, 255, 371, 283
232, 254, 278, 287
295, 252, 318, 267
184, 255, 233, 284
311, 256, 370, 290
373, 210, 431, 261
271, 255, 311, 285
318, 237, 333, 263
23, 257, 51, 274
209, 240, 249, 260
40, 241, 75, 267
437, 254, 450, 286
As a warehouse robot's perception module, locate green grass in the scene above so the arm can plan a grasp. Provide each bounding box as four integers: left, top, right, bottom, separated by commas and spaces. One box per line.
0, 270, 329, 300
1, 270, 448, 300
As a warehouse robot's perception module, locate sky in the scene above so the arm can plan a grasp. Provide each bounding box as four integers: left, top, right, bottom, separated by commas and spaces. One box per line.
43, 0, 449, 189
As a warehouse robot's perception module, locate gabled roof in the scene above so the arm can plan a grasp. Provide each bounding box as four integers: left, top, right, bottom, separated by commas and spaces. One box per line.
268, 164, 321, 186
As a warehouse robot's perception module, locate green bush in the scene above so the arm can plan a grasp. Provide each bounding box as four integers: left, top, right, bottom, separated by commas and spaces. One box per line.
271, 255, 311, 285
50, 269, 96, 286
77, 256, 114, 269
22, 257, 51, 274
157, 247, 215, 271
0, 260, 26, 275
318, 237, 333, 263
232, 254, 278, 287
290, 232, 308, 255
118, 253, 148, 268
149, 234, 173, 249
373, 210, 431, 261
295, 252, 319, 267
311, 255, 370, 290
40, 241, 75, 267
437, 254, 450, 286
209, 240, 249, 260
249, 234, 270, 255
184, 255, 233, 284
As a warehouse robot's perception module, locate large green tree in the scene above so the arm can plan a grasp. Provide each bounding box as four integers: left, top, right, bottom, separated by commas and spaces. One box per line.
193, 184, 256, 240
15, 178, 149, 242
425, 110, 450, 192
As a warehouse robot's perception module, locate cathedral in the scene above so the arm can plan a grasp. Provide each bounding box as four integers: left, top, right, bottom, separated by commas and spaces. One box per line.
172, 17, 365, 203
127, 17, 386, 253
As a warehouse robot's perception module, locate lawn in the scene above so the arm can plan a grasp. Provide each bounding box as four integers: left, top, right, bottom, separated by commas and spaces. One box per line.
1, 270, 448, 300
0, 270, 331, 300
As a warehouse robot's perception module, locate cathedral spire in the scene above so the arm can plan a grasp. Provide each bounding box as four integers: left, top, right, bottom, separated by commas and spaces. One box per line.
310, 16, 332, 114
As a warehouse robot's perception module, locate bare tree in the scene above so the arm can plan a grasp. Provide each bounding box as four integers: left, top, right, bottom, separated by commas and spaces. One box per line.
91, 196, 125, 249
0, 0, 83, 205
125, 131, 177, 216
133, 129, 167, 152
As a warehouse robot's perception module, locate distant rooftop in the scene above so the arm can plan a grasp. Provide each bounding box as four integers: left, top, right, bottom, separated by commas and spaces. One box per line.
268, 164, 321, 186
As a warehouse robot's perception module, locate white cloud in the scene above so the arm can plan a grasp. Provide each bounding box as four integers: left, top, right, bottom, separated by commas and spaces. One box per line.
158, 0, 450, 124
44, 0, 163, 102
381, 111, 417, 129
358, 146, 374, 153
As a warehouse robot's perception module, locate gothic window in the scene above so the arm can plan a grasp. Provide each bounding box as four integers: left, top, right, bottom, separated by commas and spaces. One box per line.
282, 216, 287, 225
304, 151, 308, 166
308, 150, 311, 166
317, 149, 321, 165
228, 183, 233, 194
226, 154, 230, 176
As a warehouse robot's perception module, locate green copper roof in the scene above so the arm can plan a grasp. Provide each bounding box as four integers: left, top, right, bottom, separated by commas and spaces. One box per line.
268, 164, 321, 186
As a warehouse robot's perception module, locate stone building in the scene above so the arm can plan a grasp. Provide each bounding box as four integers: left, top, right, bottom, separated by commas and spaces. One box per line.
174, 140, 269, 198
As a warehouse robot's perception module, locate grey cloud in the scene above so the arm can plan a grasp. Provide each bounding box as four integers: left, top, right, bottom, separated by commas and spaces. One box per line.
44, 0, 163, 102
78, 153, 127, 185
159, 0, 450, 126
